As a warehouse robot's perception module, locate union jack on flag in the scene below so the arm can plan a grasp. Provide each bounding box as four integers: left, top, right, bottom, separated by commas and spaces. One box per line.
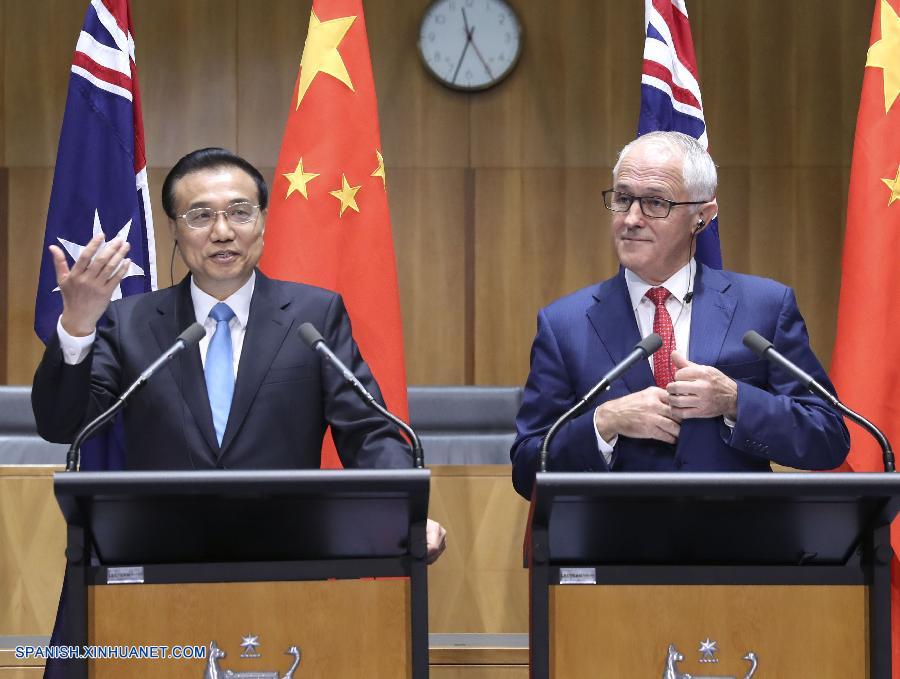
35, 0, 156, 346
639, 0, 722, 268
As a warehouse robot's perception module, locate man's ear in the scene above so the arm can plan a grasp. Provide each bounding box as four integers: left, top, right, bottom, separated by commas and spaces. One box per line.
696, 198, 718, 232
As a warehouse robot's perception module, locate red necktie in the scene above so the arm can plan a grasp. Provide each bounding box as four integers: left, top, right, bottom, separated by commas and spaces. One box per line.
646, 287, 675, 388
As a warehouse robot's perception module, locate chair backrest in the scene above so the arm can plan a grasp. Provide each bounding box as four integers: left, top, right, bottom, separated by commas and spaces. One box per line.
0, 385, 524, 466
0, 386, 68, 464
408, 386, 522, 465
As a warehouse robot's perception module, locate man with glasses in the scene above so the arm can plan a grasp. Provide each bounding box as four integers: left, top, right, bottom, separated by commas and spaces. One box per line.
510, 131, 849, 499
33, 147, 446, 558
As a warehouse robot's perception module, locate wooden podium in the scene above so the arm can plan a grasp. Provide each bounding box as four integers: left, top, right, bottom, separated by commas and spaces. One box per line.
53, 469, 430, 678
525, 472, 900, 678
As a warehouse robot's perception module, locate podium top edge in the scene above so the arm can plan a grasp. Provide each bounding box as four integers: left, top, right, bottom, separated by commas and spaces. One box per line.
533, 471, 900, 496
53, 468, 431, 497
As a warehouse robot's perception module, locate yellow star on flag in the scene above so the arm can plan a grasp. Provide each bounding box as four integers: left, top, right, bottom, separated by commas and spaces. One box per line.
296, 11, 356, 109
283, 158, 320, 200
371, 150, 386, 188
867, 0, 900, 113
329, 174, 361, 216
881, 163, 900, 205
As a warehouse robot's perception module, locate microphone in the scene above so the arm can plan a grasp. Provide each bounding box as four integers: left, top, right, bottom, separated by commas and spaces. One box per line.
65, 322, 206, 472
538, 333, 663, 473
298, 322, 424, 469
742, 330, 895, 472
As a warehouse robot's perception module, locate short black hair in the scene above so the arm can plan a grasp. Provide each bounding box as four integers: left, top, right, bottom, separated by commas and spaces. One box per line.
161, 147, 269, 219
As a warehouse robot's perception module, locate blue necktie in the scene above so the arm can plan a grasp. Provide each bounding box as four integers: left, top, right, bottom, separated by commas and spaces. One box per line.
205, 302, 236, 446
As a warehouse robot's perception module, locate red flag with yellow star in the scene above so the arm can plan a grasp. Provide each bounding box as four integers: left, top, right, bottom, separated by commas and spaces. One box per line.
831, 0, 900, 670
260, 0, 408, 468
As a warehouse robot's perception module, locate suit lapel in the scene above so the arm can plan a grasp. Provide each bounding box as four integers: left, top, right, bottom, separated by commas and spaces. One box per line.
148, 277, 219, 462
219, 273, 292, 455
687, 265, 737, 368
585, 272, 654, 392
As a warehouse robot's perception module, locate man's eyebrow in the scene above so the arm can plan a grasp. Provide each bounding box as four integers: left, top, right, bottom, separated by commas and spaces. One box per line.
186, 196, 253, 209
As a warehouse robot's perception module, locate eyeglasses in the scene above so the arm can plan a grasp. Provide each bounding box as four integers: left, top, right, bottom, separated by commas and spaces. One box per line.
602, 190, 708, 219
178, 202, 260, 230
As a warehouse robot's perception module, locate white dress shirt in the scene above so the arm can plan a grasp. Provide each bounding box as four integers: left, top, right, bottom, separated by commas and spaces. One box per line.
57, 273, 256, 376
594, 261, 695, 463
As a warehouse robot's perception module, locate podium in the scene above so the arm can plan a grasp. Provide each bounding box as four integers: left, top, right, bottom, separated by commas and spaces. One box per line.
526, 472, 900, 678
54, 469, 430, 678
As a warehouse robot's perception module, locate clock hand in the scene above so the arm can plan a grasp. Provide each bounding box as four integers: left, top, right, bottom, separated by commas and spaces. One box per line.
451, 22, 475, 85
468, 32, 495, 81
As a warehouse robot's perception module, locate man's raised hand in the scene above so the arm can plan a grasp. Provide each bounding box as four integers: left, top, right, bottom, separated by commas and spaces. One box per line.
51, 233, 131, 337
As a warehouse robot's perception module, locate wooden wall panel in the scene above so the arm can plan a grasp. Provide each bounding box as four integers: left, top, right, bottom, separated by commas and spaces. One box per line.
130, 0, 238, 168
392, 169, 468, 385
236, 0, 310, 167
0, 468, 65, 635
6, 170, 54, 384
470, 1, 643, 169
369, 4, 471, 169
0, 169, 7, 384
473, 168, 619, 385
3, 0, 84, 167
427, 467, 530, 633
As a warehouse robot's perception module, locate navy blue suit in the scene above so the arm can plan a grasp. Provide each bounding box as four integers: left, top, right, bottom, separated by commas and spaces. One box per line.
511, 265, 850, 499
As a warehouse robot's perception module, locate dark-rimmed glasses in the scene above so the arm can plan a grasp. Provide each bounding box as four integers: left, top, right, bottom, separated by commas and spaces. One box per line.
602, 190, 708, 219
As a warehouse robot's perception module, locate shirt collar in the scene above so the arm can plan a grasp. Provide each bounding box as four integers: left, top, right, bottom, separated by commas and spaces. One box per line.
624, 260, 695, 311
190, 271, 256, 327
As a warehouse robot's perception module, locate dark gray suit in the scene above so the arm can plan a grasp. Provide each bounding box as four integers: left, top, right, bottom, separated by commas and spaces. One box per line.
32, 271, 410, 469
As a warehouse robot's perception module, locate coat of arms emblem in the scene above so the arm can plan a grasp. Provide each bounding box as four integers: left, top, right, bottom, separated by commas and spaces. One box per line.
662, 642, 758, 679
204, 638, 301, 679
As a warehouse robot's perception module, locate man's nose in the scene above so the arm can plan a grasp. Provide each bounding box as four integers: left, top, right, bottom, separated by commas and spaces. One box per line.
209, 212, 235, 239
624, 198, 645, 225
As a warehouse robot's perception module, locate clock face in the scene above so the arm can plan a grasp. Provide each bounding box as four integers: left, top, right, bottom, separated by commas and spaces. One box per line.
418, 0, 522, 91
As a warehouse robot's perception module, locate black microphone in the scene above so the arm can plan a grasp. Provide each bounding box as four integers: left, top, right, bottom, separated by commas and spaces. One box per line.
298, 322, 424, 469
742, 330, 895, 472
65, 322, 206, 472
538, 333, 663, 473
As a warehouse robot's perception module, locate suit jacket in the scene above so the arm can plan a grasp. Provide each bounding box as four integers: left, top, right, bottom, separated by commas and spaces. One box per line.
510, 265, 850, 498
32, 271, 411, 470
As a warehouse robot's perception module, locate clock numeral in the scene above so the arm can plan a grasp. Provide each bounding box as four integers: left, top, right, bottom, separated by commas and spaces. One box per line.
429, 31, 436, 42
435, 14, 446, 24
449, 1, 457, 11
465, 0, 475, 7
433, 50, 442, 61
505, 32, 512, 43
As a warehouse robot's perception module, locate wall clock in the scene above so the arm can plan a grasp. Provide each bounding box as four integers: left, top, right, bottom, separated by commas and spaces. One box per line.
418, 0, 523, 91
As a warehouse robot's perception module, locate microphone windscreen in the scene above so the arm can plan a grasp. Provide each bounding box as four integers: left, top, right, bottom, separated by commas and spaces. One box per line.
178, 322, 206, 347
742, 330, 772, 357
298, 322, 325, 348
636, 333, 663, 357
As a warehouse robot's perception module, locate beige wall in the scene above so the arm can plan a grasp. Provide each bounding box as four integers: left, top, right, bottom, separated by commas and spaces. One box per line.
0, 0, 871, 385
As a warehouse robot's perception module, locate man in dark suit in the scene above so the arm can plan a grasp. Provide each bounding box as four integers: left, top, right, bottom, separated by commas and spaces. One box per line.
33, 147, 446, 556
511, 131, 850, 499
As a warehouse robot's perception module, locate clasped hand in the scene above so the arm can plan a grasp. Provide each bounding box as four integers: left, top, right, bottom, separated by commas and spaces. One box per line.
593, 350, 737, 445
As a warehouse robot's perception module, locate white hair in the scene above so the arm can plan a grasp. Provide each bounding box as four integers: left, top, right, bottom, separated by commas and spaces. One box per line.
612, 131, 717, 202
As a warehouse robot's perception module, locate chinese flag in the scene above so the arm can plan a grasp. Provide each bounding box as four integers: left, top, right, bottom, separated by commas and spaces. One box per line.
831, 0, 900, 671
260, 0, 408, 468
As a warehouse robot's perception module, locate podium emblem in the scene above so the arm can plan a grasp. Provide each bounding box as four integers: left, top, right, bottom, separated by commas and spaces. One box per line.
205, 639, 301, 678
662, 643, 758, 679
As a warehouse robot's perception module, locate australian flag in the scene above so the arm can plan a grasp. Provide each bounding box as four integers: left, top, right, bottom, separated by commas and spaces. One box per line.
33, 0, 156, 472
35, 2, 155, 671
639, 0, 722, 268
